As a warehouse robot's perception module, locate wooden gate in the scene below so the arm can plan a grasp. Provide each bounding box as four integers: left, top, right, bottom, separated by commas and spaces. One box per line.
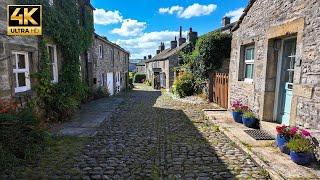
213, 73, 229, 109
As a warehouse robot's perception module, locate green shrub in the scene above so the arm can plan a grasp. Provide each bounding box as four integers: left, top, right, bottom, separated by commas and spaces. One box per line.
0, 107, 49, 170
172, 73, 195, 98
242, 111, 256, 119
94, 87, 110, 99
133, 74, 146, 83
287, 137, 314, 153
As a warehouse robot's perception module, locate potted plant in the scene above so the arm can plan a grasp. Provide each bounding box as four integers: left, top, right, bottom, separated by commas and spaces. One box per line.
276, 125, 292, 154
242, 111, 258, 128
231, 100, 247, 123
287, 129, 314, 165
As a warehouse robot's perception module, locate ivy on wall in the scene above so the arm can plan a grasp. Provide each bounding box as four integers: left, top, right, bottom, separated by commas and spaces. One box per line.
17, 0, 94, 121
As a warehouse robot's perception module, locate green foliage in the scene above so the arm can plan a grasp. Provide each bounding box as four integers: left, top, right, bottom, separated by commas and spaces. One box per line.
133, 74, 146, 83
0, 108, 50, 170
287, 137, 314, 153
242, 111, 256, 119
94, 87, 110, 99
180, 31, 232, 82
145, 79, 152, 86
197, 31, 232, 77
172, 72, 195, 98
17, 0, 94, 122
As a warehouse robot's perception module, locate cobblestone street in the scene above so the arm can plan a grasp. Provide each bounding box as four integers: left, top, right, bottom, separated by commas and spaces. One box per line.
5, 84, 269, 179
76, 84, 269, 179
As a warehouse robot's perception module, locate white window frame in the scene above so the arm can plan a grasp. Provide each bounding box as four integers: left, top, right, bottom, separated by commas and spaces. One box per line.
47, 44, 59, 83
99, 45, 103, 58
244, 46, 255, 83
12, 51, 31, 93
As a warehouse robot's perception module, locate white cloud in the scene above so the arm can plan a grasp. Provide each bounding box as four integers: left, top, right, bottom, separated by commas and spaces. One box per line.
159, 3, 217, 19
114, 30, 188, 59
179, 3, 217, 19
111, 19, 147, 37
159, 5, 183, 15
225, 7, 244, 22
94, 8, 123, 25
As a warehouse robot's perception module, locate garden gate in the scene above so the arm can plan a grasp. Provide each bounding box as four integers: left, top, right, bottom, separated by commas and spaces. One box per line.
213, 73, 229, 109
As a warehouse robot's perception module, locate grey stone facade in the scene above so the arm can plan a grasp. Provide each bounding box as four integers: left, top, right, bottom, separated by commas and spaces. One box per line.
229, 0, 320, 129
0, 0, 95, 100
0, 0, 38, 99
145, 27, 197, 90
90, 34, 129, 95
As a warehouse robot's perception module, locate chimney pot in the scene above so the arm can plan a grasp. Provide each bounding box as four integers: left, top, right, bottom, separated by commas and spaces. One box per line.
189, 27, 192, 32
222, 17, 231, 27
148, 55, 152, 59
144, 56, 147, 60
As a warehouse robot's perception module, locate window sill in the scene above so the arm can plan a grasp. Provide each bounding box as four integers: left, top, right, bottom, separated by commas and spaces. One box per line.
244, 78, 253, 84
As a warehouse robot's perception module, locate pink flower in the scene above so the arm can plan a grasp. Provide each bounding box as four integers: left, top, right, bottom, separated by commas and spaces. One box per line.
301, 129, 311, 137
290, 127, 298, 136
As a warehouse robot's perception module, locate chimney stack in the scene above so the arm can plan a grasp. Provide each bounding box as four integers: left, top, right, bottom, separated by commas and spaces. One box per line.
143, 56, 147, 60
222, 17, 231, 27
178, 26, 186, 46
159, 42, 165, 52
187, 27, 198, 47
148, 55, 152, 59
156, 50, 160, 54
171, 36, 177, 49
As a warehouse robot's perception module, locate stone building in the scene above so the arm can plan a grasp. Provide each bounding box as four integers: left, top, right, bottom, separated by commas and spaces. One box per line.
228, 0, 320, 129
145, 27, 197, 90
136, 58, 146, 74
90, 34, 129, 95
0, 0, 95, 100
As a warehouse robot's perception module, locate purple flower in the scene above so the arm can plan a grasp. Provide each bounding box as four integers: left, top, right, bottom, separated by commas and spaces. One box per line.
301, 129, 311, 137
290, 127, 298, 136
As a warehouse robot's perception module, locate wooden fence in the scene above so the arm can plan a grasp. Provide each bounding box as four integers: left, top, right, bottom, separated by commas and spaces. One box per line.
213, 73, 229, 109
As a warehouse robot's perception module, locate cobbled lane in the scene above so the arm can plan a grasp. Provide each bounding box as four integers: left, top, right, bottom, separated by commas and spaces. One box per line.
77, 85, 269, 179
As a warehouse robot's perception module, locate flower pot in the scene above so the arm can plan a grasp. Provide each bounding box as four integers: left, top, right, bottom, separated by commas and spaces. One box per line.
276, 135, 290, 154
242, 117, 257, 128
232, 111, 243, 123
289, 151, 313, 165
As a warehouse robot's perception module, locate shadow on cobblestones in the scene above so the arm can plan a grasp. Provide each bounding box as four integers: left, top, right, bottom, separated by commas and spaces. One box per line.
4, 85, 268, 179
76, 88, 263, 179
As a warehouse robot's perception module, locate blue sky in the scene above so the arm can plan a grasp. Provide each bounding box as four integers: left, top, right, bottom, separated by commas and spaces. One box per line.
92, 0, 249, 59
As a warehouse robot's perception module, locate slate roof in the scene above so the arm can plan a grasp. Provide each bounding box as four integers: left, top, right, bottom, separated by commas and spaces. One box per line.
136, 60, 146, 66
145, 42, 189, 63
94, 33, 130, 55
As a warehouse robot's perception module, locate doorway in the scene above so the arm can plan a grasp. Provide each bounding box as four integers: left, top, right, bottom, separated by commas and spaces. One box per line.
274, 37, 297, 125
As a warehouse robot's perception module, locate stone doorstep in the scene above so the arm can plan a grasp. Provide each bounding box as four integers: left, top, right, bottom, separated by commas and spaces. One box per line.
203, 110, 320, 180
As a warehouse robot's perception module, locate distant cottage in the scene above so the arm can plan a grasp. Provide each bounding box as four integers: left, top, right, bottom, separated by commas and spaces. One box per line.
145, 26, 198, 90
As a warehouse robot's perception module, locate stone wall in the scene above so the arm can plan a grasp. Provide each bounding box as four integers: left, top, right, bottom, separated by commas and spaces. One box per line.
91, 36, 129, 94
0, 0, 38, 99
229, 0, 320, 129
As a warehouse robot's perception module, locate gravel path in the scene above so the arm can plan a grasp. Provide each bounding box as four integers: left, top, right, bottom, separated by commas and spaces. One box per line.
77, 85, 269, 179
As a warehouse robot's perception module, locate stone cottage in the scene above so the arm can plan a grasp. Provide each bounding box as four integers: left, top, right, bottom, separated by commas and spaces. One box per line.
136, 58, 146, 74
229, 0, 320, 129
0, 0, 95, 101
90, 34, 129, 96
145, 27, 197, 90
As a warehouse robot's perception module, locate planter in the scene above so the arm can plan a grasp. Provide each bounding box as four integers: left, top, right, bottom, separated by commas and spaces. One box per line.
242, 117, 257, 128
232, 111, 243, 123
289, 151, 313, 165
276, 135, 290, 154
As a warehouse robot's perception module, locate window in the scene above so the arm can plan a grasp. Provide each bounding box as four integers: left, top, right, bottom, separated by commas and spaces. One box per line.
47, 44, 58, 83
244, 46, 255, 82
12, 51, 31, 93
99, 45, 103, 58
